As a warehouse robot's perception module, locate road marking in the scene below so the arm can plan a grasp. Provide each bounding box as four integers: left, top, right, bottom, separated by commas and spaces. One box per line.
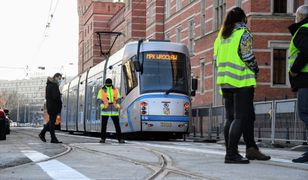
22, 150, 90, 180
22, 150, 49, 162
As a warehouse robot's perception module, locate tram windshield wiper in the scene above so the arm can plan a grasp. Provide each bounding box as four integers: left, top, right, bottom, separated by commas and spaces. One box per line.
165, 87, 175, 95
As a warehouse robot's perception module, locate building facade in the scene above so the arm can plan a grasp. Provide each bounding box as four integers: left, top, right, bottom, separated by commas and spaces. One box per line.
77, 0, 308, 107
0, 77, 47, 123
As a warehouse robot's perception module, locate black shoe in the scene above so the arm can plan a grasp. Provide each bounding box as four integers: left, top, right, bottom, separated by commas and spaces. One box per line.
39, 134, 46, 142
99, 139, 105, 143
225, 153, 250, 164
118, 139, 125, 143
50, 140, 62, 143
292, 153, 308, 163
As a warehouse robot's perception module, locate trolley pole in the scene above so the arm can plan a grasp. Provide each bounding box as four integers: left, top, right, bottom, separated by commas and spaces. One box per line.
95, 31, 122, 81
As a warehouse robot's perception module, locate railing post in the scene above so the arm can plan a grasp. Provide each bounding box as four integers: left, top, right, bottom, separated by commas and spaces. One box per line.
193, 109, 197, 137
294, 98, 298, 143
271, 101, 276, 144
216, 127, 219, 140
193, 117, 196, 137
258, 127, 262, 142
220, 106, 225, 140
200, 116, 203, 138
286, 127, 290, 144
208, 104, 212, 140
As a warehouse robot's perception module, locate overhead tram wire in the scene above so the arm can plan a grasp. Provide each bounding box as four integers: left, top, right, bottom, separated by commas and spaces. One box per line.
0, 65, 31, 78
43, 0, 59, 37
44, 0, 54, 36
34, 0, 60, 62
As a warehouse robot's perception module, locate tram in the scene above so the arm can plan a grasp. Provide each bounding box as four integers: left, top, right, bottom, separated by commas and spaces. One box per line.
61, 40, 197, 138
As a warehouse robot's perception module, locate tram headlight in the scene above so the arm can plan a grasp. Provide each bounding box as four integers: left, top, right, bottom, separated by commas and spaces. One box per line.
140, 101, 148, 115
184, 102, 190, 116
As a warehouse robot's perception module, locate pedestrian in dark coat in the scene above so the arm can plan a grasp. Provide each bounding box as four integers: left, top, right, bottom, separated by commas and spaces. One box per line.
288, 5, 308, 163
39, 73, 63, 143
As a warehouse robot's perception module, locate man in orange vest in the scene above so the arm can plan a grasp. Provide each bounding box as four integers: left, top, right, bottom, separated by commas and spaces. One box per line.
97, 78, 124, 143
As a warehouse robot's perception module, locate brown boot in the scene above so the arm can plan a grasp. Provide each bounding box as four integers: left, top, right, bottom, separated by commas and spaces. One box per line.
246, 147, 271, 160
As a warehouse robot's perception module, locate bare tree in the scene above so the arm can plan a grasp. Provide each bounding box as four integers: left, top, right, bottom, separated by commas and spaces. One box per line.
0, 90, 28, 122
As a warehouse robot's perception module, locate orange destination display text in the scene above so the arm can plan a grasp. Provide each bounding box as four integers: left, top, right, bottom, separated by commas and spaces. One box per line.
146, 53, 178, 61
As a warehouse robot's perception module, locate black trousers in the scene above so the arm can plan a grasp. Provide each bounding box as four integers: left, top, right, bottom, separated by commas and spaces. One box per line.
101, 116, 122, 140
222, 87, 257, 154
40, 114, 58, 141
0, 118, 6, 140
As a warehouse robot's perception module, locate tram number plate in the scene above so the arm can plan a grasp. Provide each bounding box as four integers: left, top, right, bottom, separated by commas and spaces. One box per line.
160, 122, 172, 128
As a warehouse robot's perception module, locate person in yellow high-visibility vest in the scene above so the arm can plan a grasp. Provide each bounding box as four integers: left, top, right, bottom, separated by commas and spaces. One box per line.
97, 78, 124, 143
214, 7, 270, 164
288, 5, 308, 163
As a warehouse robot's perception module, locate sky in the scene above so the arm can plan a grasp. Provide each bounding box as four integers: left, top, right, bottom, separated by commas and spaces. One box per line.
0, 0, 78, 80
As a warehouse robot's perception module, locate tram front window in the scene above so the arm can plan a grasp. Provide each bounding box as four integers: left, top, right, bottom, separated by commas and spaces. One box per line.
140, 52, 188, 95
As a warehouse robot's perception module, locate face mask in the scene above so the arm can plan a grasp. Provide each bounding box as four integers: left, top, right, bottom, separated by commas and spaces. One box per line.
57, 79, 62, 85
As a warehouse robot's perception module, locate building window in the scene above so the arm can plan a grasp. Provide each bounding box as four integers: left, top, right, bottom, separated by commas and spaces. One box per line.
188, 19, 195, 54
165, 0, 171, 18
214, 0, 226, 30
165, 31, 170, 40
236, 0, 242, 7
273, 0, 287, 13
176, 0, 181, 12
147, 3, 155, 25
201, 0, 206, 36
272, 49, 287, 85
200, 60, 205, 95
176, 26, 181, 43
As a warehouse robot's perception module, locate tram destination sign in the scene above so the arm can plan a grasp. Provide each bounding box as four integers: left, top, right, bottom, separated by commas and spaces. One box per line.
145, 53, 178, 61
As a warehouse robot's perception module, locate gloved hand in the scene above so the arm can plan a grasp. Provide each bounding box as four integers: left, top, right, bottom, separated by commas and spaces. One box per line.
97, 99, 103, 104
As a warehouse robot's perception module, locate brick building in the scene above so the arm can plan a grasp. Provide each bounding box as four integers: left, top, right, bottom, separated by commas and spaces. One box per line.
77, 0, 308, 107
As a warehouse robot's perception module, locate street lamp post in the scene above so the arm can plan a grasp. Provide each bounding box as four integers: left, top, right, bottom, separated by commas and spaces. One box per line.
23, 103, 27, 124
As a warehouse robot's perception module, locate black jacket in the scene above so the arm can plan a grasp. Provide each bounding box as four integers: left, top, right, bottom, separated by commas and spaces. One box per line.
46, 77, 62, 115
288, 17, 308, 89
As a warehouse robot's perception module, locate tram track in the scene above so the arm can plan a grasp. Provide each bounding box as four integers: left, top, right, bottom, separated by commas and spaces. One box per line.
70, 144, 213, 180
5, 128, 308, 179
8, 129, 210, 179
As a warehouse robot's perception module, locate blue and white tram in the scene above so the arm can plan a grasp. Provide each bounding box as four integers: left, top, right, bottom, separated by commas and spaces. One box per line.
61, 40, 197, 138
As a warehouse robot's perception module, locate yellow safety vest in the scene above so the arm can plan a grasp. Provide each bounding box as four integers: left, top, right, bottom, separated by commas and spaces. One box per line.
214, 28, 256, 88
97, 86, 121, 116
288, 23, 308, 72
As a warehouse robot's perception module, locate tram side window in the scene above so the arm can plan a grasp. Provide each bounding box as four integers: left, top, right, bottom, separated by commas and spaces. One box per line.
123, 59, 138, 95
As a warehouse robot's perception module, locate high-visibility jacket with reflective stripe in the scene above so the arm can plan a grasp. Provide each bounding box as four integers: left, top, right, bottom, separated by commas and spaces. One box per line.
288, 23, 308, 73
214, 28, 256, 88
97, 86, 121, 116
